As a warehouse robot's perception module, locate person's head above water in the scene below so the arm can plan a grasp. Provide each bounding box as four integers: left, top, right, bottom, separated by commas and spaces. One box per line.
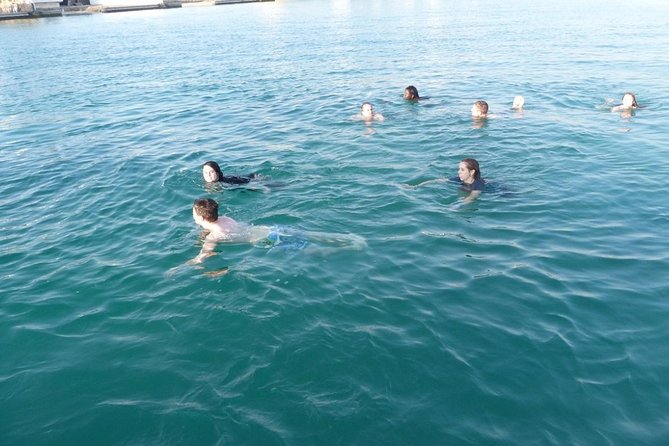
202, 161, 223, 183
458, 158, 482, 184
404, 85, 420, 100
193, 197, 219, 223
361, 102, 375, 118
621, 92, 638, 109
471, 100, 489, 118
512, 96, 525, 109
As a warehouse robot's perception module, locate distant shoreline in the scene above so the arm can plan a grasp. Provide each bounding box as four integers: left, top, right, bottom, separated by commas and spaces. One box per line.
0, 0, 273, 21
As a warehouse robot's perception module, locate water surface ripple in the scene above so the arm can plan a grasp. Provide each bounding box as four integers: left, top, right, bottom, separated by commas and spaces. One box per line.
2, 0, 669, 445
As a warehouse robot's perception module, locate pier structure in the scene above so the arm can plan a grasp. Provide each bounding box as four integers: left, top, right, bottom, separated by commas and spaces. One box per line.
0, 0, 271, 19
1, 0, 63, 18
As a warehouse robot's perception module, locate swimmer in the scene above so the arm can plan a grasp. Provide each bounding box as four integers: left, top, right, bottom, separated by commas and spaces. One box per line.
512, 96, 525, 110
407, 158, 485, 203
454, 158, 484, 190
403, 85, 420, 101
452, 158, 485, 203
611, 92, 639, 112
451, 158, 485, 203
202, 161, 256, 185
190, 198, 365, 264
471, 100, 489, 118
359, 102, 385, 122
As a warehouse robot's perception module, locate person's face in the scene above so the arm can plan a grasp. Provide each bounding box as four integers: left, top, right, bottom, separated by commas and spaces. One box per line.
471, 104, 482, 118
193, 208, 203, 226
513, 96, 524, 109
458, 162, 475, 183
361, 103, 373, 118
404, 89, 413, 100
203, 165, 219, 182
622, 94, 635, 108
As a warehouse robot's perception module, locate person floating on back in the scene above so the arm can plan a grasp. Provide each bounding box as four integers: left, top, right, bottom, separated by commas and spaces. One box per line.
202, 161, 256, 185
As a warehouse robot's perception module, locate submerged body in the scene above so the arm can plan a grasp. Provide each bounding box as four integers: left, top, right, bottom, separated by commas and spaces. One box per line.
450, 176, 485, 191
191, 198, 364, 264
200, 218, 306, 249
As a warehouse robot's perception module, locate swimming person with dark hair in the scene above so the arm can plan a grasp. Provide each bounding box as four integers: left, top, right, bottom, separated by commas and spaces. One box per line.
403, 85, 420, 101
611, 92, 639, 112
190, 198, 366, 264
202, 161, 256, 185
408, 158, 486, 203
451, 158, 485, 203
453, 158, 484, 191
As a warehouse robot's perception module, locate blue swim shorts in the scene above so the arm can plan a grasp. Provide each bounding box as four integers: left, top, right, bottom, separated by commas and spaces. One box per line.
266, 226, 309, 251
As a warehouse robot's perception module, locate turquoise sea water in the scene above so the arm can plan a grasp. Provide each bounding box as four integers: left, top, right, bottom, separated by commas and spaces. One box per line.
2, 0, 669, 444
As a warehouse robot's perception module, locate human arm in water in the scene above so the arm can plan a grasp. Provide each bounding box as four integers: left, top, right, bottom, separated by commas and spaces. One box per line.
406, 177, 483, 202
460, 177, 484, 203
462, 190, 481, 203
414, 178, 448, 187
406, 176, 459, 188
188, 235, 218, 264
188, 223, 271, 264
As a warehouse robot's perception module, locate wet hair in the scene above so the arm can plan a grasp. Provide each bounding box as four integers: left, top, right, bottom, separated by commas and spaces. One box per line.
193, 198, 219, 222
203, 161, 223, 181
474, 100, 489, 115
404, 85, 420, 100
623, 92, 639, 108
461, 158, 482, 181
